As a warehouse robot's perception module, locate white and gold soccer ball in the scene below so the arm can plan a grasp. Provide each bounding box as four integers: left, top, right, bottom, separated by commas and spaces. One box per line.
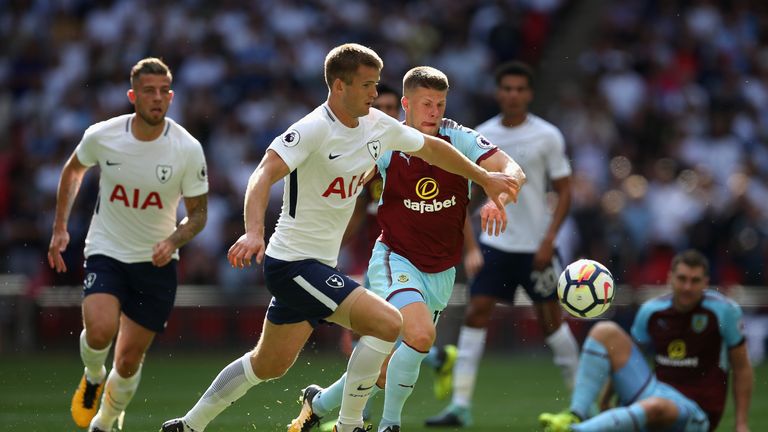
557, 259, 615, 319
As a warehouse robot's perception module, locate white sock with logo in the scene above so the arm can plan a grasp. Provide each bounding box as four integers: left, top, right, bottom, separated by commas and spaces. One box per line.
90, 364, 142, 430
338, 336, 394, 426
184, 352, 263, 431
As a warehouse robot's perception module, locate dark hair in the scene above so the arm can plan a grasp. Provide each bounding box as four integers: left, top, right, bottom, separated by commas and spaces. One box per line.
376, 83, 400, 99
494, 61, 534, 87
324, 43, 383, 89
403, 66, 449, 95
670, 249, 710, 275
130, 57, 172, 87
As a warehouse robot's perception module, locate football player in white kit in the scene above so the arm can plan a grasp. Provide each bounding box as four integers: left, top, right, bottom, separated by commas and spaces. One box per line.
47, 58, 209, 432
160, 44, 520, 432
427, 61, 579, 427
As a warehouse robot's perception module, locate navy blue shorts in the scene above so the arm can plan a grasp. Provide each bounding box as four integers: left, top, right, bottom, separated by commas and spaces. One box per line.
83, 254, 177, 333
468, 245, 562, 303
264, 255, 360, 327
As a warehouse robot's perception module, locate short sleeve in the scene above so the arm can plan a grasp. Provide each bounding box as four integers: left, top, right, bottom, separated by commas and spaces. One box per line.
631, 303, 652, 346
545, 128, 571, 180
75, 127, 99, 167
182, 142, 209, 197
379, 116, 424, 154
720, 301, 746, 348
453, 129, 497, 163
267, 118, 325, 171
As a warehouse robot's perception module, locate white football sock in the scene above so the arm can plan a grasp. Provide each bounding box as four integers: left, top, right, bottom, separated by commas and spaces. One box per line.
80, 329, 110, 383
451, 326, 486, 408
90, 364, 142, 430
338, 336, 394, 427
184, 352, 263, 431
545, 323, 580, 390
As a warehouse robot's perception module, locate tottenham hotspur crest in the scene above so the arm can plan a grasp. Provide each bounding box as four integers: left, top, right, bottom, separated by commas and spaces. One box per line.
326, 274, 345, 289
367, 140, 381, 160
156, 165, 173, 183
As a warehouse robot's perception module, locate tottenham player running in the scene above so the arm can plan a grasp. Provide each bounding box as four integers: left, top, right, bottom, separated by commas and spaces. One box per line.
540, 250, 753, 432
427, 61, 578, 427
47, 58, 208, 432
160, 44, 520, 432
291, 66, 525, 432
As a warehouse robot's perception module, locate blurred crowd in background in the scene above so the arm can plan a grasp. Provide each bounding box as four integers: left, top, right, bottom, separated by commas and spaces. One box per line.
2, 0, 768, 301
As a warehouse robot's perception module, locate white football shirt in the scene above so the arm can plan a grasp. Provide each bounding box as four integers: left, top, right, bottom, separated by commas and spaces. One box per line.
266, 104, 424, 267
76, 114, 209, 263
476, 114, 571, 252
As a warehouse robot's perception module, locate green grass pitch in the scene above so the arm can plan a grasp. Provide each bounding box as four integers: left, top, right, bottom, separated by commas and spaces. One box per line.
1, 350, 765, 431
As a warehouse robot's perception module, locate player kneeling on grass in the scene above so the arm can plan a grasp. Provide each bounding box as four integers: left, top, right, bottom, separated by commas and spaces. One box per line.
539, 249, 753, 432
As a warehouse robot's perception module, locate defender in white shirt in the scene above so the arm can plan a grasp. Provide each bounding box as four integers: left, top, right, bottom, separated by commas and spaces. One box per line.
161, 44, 520, 432
48, 58, 209, 432
427, 61, 579, 428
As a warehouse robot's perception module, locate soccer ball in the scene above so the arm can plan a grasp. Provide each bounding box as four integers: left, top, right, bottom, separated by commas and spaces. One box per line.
557, 259, 615, 319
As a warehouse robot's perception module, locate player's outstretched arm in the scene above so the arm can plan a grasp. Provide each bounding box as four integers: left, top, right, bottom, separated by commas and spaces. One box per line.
729, 342, 753, 432
152, 194, 208, 267
227, 150, 290, 269
410, 134, 519, 214
48, 152, 90, 273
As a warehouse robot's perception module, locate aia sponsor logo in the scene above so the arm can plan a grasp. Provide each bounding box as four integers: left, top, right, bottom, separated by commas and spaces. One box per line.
109, 184, 163, 209
322, 171, 367, 199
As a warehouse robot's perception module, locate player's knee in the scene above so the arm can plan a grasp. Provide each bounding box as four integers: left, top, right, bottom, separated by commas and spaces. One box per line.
376, 309, 402, 342
588, 320, 622, 342
464, 308, 490, 328
85, 327, 116, 349
113, 352, 144, 377
464, 299, 494, 327
640, 398, 678, 426
253, 359, 291, 380
404, 327, 435, 352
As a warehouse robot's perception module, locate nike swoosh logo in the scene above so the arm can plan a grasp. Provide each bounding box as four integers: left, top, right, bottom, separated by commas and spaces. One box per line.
398, 384, 414, 388
105, 160, 121, 166
328, 153, 341, 160
356, 384, 374, 391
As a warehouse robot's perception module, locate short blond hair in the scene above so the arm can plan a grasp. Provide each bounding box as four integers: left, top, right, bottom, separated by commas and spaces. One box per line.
403, 66, 449, 95
130, 57, 172, 87
324, 43, 383, 89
